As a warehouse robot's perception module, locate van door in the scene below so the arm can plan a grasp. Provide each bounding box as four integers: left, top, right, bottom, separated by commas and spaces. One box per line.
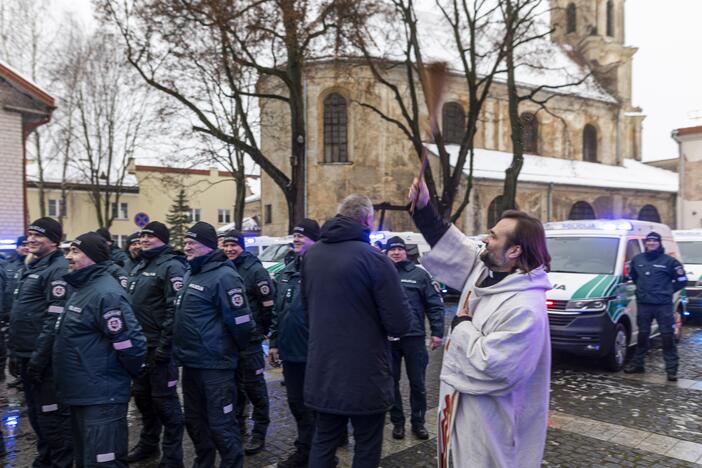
623, 238, 644, 341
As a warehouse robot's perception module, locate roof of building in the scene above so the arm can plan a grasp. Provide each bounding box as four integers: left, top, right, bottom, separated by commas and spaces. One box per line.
674, 125, 702, 137
0, 59, 55, 108
430, 145, 678, 193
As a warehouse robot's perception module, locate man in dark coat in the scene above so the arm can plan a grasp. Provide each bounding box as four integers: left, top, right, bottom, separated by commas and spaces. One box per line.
384, 236, 445, 441
126, 221, 186, 466
123, 232, 142, 274
301, 194, 413, 468
96, 227, 130, 267
173, 222, 254, 468
269, 218, 320, 468
54, 232, 147, 467
625, 231, 687, 381
3, 235, 28, 388
8, 218, 72, 467
221, 230, 275, 454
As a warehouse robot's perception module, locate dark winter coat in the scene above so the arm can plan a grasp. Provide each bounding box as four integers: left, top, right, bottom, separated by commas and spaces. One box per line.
269, 255, 307, 363
127, 246, 186, 349
0, 266, 6, 322
53, 263, 146, 405
173, 250, 254, 369
301, 215, 413, 415
629, 247, 687, 305
9, 250, 69, 369
106, 261, 129, 291
2, 255, 25, 323
394, 260, 445, 338
233, 252, 275, 343
110, 245, 130, 268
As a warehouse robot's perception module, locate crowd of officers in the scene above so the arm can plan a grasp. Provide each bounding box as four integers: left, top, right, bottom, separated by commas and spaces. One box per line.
0, 213, 445, 468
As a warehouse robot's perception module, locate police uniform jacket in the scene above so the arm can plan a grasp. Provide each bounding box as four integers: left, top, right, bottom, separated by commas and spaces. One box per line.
233, 252, 275, 343
0, 266, 6, 322
394, 260, 445, 339
9, 250, 69, 366
106, 261, 129, 291
269, 256, 307, 363
301, 215, 413, 415
110, 245, 130, 268
629, 247, 687, 305
123, 256, 140, 276
173, 250, 254, 369
128, 245, 186, 349
54, 263, 146, 405
2, 255, 25, 323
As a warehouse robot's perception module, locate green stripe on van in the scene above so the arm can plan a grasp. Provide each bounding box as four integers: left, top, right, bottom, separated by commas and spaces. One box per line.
571, 275, 605, 300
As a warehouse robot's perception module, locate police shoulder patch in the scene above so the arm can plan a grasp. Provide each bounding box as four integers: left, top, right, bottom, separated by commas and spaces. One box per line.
170, 276, 184, 291
432, 281, 442, 294
258, 281, 271, 296
51, 280, 67, 299
227, 288, 245, 308
119, 276, 129, 289
103, 309, 125, 334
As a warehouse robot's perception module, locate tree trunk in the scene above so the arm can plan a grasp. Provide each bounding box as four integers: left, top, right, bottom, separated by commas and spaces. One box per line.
233, 149, 246, 230
502, 2, 524, 214
34, 133, 46, 217
287, 61, 306, 233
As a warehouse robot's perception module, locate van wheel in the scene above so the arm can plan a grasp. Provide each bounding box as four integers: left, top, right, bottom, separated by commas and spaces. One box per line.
603, 323, 628, 372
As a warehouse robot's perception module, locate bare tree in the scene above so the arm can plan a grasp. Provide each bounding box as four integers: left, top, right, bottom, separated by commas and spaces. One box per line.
99, 0, 375, 231
351, 0, 508, 222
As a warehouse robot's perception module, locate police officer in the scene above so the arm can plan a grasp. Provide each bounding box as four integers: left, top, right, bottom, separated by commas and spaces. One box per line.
269, 219, 320, 468
173, 222, 254, 467
625, 231, 687, 381
96, 227, 130, 267
8, 218, 72, 467
54, 232, 147, 467
221, 231, 275, 454
0, 265, 7, 382
124, 232, 142, 273
3, 235, 28, 388
126, 221, 186, 466
385, 236, 444, 440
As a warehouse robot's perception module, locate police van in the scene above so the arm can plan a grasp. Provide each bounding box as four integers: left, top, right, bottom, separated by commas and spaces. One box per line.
672, 229, 702, 319
544, 219, 684, 371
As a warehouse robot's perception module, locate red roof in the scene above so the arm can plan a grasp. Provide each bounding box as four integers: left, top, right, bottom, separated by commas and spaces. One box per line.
675, 125, 702, 137
0, 61, 55, 108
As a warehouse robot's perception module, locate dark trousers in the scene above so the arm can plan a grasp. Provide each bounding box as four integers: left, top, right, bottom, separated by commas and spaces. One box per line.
282, 361, 315, 454
235, 343, 270, 439
632, 303, 679, 373
0, 326, 6, 377
71, 404, 128, 468
19, 357, 72, 468
132, 350, 184, 466
183, 367, 243, 468
309, 412, 385, 468
389, 336, 428, 428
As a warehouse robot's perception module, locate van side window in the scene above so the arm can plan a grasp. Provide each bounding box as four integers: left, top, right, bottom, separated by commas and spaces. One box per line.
625, 239, 641, 262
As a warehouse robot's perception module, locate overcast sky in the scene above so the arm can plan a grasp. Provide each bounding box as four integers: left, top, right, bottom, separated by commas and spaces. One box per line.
57, 0, 702, 162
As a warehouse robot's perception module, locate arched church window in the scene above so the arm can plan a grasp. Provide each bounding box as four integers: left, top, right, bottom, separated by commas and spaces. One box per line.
583, 124, 598, 163
487, 196, 504, 229
323, 93, 348, 163
606, 0, 615, 37
568, 201, 596, 220
566, 3, 577, 34
442, 102, 465, 145
638, 205, 661, 223
520, 112, 538, 154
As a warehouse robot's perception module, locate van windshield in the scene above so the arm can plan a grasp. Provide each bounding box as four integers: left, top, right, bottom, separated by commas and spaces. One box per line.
678, 242, 702, 264
546, 236, 619, 275
259, 244, 291, 262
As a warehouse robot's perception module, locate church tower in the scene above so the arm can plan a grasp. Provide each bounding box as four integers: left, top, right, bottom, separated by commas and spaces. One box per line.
550, 0, 644, 160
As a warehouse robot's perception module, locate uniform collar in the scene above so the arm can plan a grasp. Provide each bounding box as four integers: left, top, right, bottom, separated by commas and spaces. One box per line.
28, 249, 63, 271
64, 263, 109, 288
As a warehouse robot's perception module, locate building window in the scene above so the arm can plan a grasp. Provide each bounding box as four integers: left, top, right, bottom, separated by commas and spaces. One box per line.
638, 205, 661, 223
442, 102, 465, 145
218, 209, 231, 224
264, 204, 272, 224
606, 0, 615, 37
583, 124, 598, 163
520, 112, 538, 154
111, 234, 126, 248
48, 199, 66, 217
323, 93, 348, 163
566, 3, 576, 33
111, 202, 128, 220
568, 201, 596, 220
189, 208, 201, 223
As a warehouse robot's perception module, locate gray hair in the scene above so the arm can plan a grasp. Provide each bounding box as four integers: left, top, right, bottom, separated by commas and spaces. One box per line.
337, 194, 374, 224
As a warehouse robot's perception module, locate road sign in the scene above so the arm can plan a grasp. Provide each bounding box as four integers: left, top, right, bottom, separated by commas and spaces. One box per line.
134, 212, 150, 228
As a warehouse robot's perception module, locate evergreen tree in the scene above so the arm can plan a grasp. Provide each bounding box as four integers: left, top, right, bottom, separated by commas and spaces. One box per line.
166, 188, 190, 250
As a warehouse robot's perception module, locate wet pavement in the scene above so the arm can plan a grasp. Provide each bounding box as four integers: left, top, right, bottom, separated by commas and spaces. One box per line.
2, 309, 702, 467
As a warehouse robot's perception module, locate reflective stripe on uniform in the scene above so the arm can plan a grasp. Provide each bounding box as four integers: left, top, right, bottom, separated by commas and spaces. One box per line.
223, 404, 233, 414
168, 380, 178, 388
113, 340, 132, 350
262, 300, 274, 307
96, 453, 115, 463
41, 404, 58, 412
48, 306, 64, 314
235, 314, 251, 325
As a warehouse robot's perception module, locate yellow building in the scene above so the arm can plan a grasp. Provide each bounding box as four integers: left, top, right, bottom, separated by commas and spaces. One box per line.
26, 162, 260, 245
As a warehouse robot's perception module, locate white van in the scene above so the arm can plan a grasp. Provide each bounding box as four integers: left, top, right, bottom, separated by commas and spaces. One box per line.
672, 229, 702, 319
544, 219, 684, 371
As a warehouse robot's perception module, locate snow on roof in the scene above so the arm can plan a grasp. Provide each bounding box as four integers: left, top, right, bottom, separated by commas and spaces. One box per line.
25, 159, 138, 187
0, 59, 55, 107
246, 177, 261, 203
430, 144, 678, 193
347, 8, 616, 104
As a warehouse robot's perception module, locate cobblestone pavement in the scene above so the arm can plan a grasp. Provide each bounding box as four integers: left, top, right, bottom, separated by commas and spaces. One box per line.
3, 309, 702, 467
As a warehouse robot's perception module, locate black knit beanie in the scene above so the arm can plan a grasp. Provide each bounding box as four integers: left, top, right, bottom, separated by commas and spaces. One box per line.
293, 218, 320, 242
220, 230, 246, 249
28, 217, 63, 244
185, 222, 218, 249
386, 236, 406, 250
140, 221, 170, 244
71, 232, 110, 263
